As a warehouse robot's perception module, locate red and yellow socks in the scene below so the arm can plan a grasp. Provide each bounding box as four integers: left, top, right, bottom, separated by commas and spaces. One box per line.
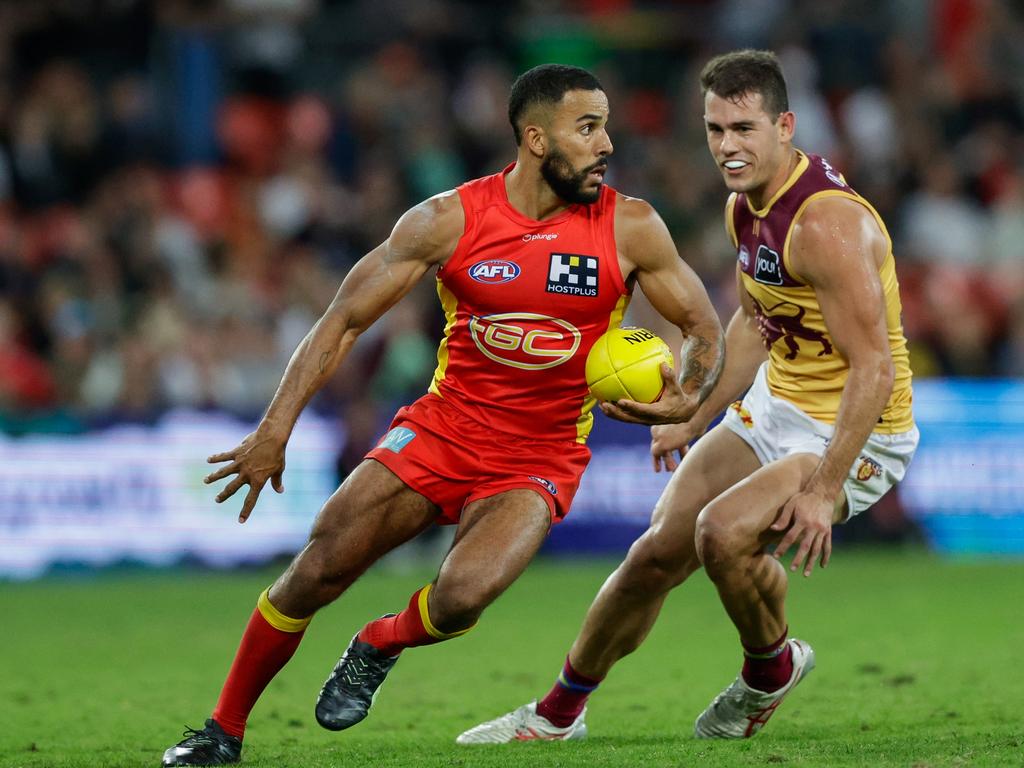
536, 656, 603, 728
741, 628, 793, 693
211, 588, 312, 739
358, 584, 474, 657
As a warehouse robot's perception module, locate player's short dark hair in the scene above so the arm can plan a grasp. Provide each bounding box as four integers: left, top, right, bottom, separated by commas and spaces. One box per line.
699, 49, 789, 119
508, 64, 604, 145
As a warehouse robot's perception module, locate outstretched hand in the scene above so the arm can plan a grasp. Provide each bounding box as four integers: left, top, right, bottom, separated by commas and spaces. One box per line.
650, 421, 705, 472
204, 429, 287, 523
770, 489, 834, 576
599, 363, 700, 426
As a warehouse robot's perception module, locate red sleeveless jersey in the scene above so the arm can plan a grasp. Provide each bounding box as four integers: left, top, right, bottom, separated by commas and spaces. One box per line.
428, 164, 631, 443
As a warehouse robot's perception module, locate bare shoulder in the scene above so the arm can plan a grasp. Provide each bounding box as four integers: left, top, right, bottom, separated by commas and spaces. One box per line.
614, 192, 674, 271
389, 189, 466, 266
793, 194, 884, 251
615, 192, 662, 235
791, 194, 887, 281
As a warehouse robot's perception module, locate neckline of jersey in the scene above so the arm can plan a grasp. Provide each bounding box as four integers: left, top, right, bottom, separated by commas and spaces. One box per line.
496, 162, 584, 228
745, 150, 809, 219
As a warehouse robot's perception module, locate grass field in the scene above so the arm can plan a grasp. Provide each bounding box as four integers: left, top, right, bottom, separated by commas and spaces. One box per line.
3, 549, 1022, 768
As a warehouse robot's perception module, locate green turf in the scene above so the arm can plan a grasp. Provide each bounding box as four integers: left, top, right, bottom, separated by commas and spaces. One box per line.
2, 549, 1022, 767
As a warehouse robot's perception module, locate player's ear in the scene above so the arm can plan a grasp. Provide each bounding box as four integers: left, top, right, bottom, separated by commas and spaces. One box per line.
776, 111, 796, 144
523, 123, 546, 159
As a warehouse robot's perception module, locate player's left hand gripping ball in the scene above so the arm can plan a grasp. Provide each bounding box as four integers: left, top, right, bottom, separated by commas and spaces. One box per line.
585, 327, 695, 425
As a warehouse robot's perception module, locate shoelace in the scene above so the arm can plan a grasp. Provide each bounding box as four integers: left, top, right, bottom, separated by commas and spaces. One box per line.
177, 726, 215, 746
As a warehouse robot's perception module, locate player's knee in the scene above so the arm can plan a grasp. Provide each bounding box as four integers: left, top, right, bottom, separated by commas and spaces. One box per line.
287, 534, 368, 604
694, 503, 739, 576
620, 528, 697, 594
427, 585, 488, 634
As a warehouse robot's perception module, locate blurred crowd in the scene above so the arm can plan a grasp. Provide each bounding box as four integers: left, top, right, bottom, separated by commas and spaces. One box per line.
1, 0, 1023, 442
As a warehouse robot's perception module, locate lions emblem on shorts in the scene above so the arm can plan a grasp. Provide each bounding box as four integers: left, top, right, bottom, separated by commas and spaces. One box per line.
856, 456, 883, 481
729, 401, 754, 428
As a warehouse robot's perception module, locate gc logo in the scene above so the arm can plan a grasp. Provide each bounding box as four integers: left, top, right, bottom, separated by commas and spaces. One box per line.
469, 312, 581, 370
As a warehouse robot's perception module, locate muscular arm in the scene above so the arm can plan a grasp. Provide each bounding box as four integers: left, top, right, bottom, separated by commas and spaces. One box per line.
262, 193, 462, 440
773, 195, 894, 573
207, 191, 464, 520
792, 197, 894, 501
604, 196, 724, 424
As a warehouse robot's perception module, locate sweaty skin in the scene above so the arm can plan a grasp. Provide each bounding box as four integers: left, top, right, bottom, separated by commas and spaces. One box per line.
562, 88, 897, 681
203, 86, 723, 628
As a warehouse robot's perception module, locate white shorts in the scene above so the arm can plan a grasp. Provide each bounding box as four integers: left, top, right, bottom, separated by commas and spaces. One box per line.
721, 363, 919, 519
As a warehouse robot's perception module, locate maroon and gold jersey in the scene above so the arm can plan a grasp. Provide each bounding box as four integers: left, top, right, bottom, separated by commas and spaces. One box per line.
429, 164, 630, 443
727, 151, 914, 433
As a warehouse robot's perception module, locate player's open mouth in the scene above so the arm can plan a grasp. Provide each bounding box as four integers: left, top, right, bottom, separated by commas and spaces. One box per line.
723, 160, 748, 172
589, 167, 606, 181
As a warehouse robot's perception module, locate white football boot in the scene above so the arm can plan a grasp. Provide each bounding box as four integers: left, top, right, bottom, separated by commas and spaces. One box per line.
456, 701, 588, 744
694, 638, 815, 739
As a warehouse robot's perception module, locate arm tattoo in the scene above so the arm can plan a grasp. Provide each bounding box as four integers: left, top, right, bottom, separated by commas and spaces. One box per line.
318, 350, 334, 375
680, 334, 725, 404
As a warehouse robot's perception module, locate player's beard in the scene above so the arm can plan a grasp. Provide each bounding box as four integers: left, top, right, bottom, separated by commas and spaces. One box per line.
541, 148, 606, 204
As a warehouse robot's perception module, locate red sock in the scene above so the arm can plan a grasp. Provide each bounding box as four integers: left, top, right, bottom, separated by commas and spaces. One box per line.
358, 584, 474, 657
741, 628, 793, 693
211, 589, 311, 739
536, 657, 603, 728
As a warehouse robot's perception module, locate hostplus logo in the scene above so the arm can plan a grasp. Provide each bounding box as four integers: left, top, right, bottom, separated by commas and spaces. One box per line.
546, 253, 598, 297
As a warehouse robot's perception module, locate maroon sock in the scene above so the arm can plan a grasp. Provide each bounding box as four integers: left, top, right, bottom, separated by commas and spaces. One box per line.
535, 657, 603, 728
741, 628, 793, 693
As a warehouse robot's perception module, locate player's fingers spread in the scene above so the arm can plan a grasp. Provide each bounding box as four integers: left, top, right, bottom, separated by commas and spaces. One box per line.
790, 533, 814, 574
805, 535, 823, 577
215, 475, 246, 503
821, 530, 832, 568
773, 526, 799, 560
204, 461, 239, 485
207, 449, 235, 464
238, 483, 263, 523
770, 504, 794, 532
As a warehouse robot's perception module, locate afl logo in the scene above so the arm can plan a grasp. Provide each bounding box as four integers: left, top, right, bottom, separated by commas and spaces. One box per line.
469, 312, 581, 370
469, 259, 520, 284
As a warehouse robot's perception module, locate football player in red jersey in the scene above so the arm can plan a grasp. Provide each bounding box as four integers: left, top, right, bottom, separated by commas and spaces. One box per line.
459, 50, 917, 746
161, 63, 723, 766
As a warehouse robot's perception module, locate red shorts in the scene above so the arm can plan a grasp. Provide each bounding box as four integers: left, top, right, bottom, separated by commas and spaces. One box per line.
366, 394, 591, 525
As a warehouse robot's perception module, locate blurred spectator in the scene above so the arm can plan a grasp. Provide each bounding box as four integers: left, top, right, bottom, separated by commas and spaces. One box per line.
0, 0, 1021, 442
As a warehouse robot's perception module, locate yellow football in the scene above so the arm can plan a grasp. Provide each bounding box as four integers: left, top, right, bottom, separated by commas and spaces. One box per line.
585, 327, 674, 403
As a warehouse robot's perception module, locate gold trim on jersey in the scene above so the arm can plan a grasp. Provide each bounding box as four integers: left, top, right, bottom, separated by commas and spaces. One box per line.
575, 293, 631, 443
429, 279, 460, 397
725, 193, 739, 248
745, 151, 810, 218
742, 186, 914, 433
